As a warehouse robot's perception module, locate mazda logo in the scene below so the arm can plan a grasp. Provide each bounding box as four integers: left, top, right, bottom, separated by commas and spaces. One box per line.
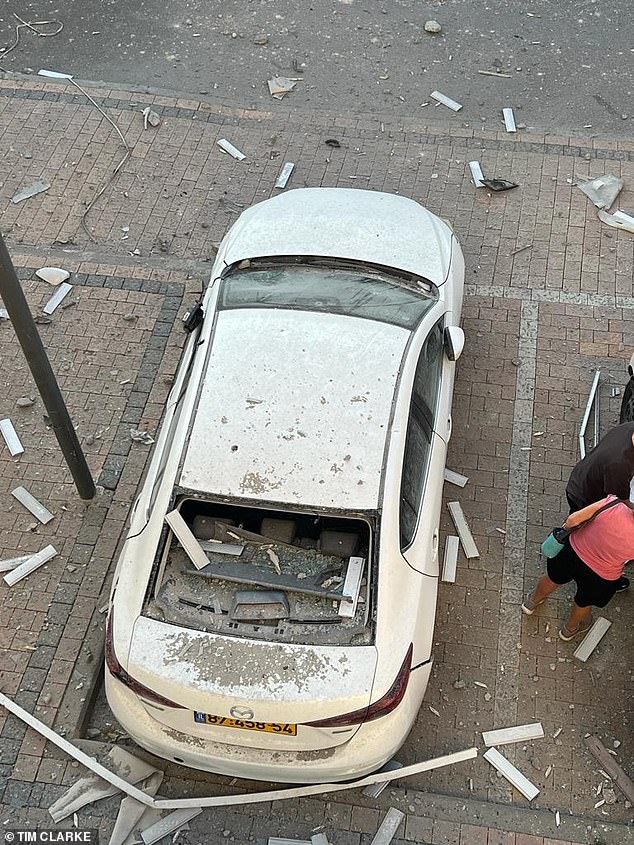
230, 706, 254, 719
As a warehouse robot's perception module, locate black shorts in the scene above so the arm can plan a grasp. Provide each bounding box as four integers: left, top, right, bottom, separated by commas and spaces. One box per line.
546, 539, 621, 608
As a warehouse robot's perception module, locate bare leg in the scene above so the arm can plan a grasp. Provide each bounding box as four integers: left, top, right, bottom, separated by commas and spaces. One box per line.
529, 574, 560, 604
563, 602, 592, 632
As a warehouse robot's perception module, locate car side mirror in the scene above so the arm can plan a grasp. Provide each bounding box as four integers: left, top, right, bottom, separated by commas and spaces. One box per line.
444, 326, 465, 361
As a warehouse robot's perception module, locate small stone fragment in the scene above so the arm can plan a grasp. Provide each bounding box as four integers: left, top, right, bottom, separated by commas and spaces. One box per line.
253, 35, 269, 45
453, 679, 466, 689
16, 396, 35, 408
424, 19, 442, 33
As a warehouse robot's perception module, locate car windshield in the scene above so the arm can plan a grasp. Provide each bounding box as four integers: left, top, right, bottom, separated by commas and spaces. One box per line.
220, 262, 437, 330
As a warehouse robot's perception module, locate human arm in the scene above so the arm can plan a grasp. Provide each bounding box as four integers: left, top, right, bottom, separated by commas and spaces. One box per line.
563, 497, 612, 531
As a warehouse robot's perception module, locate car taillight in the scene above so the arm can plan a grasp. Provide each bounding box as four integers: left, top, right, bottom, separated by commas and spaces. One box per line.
105, 613, 185, 709
304, 643, 413, 728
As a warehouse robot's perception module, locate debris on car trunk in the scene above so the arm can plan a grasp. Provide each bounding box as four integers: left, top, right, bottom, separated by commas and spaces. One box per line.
165, 509, 210, 570
430, 90, 463, 112
43, 281, 73, 314
369, 808, 405, 845
480, 178, 518, 192
275, 162, 295, 189
483, 747, 539, 801
35, 266, 71, 285
441, 535, 459, 583
217, 138, 246, 160
447, 501, 479, 558
11, 485, 54, 523
267, 76, 300, 99
573, 617, 611, 662
576, 174, 623, 209
11, 179, 51, 204
142, 106, 161, 129
4, 545, 57, 587
482, 722, 544, 747
0, 417, 24, 456
502, 107, 517, 132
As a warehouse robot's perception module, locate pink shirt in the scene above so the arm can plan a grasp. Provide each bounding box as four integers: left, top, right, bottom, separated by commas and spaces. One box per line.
570, 495, 634, 580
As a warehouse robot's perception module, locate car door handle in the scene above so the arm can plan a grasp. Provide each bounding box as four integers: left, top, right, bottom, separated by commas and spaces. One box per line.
446, 416, 452, 440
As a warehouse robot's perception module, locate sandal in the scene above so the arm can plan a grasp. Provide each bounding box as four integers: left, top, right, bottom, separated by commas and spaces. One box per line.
521, 594, 544, 615
558, 616, 593, 642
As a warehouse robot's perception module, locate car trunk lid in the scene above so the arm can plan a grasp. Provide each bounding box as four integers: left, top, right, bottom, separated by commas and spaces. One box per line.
126, 616, 377, 750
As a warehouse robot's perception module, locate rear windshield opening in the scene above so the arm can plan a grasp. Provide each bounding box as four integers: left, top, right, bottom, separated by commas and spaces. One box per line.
145, 498, 375, 647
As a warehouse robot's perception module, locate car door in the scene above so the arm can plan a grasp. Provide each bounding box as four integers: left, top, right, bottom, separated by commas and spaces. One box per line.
400, 317, 449, 576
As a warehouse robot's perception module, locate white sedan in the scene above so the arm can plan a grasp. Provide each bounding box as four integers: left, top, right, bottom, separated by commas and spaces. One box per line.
105, 188, 465, 783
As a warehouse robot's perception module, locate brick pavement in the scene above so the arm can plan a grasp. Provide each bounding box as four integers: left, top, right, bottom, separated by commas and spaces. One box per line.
0, 74, 633, 844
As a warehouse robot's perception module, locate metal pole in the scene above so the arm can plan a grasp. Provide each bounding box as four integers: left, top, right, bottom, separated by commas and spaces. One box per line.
0, 233, 96, 499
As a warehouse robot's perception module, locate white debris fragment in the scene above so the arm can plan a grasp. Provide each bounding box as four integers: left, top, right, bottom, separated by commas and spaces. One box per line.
430, 90, 463, 112
274, 162, 295, 189
12, 179, 51, 204
0, 418, 24, 456
267, 76, 300, 99
43, 282, 73, 314
217, 139, 246, 160
502, 107, 517, 132
130, 429, 155, 445
429, 706, 440, 717
142, 107, 161, 129
424, 20, 442, 33
555, 811, 560, 827
266, 548, 281, 575
36, 267, 70, 286
553, 728, 562, 739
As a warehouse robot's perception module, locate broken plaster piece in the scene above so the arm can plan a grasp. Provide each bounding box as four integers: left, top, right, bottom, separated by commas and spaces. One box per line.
49, 748, 160, 822
140, 808, 201, 845
267, 76, 299, 99
598, 208, 634, 234
11, 180, 51, 204
142, 107, 161, 129
36, 267, 70, 286
577, 174, 624, 210
108, 771, 165, 845
3, 545, 57, 587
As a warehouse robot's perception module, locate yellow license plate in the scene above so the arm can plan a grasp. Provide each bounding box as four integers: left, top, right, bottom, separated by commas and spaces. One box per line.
194, 711, 297, 735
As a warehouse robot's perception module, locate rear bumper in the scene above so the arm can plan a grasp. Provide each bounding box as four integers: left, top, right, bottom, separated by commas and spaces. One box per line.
105, 660, 432, 783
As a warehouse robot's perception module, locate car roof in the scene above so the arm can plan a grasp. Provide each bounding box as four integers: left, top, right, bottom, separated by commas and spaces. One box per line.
178, 307, 410, 511
220, 188, 453, 286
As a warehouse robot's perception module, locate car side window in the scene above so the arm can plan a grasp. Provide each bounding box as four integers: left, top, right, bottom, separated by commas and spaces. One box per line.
399, 322, 444, 550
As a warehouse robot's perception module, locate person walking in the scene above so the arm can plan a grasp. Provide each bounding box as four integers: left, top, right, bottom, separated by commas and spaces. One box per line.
566, 421, 634, 510
566, 421, 634, 592
522, 495, 634, 640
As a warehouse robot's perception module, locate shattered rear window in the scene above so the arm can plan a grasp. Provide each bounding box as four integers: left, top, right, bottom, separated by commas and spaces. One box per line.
220, 262, 437, 330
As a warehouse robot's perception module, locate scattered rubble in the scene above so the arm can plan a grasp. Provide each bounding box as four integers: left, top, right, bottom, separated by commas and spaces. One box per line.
267, 76, 300, 99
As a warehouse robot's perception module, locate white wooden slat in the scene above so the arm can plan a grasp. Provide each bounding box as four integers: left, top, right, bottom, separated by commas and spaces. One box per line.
165, 510, 209, 570
140, 808, 202, 844
447, 502, 479, 558
43, 281, 72, 314
482, 722, 544, 747
11, 486, 54, 523
443, 468, 468, 487
441, 535, 459, 583
369, 808, 405, 845
3, 545, 57, 587
573, 617, 612, 662
0, 418, 24, 456
338, 556, 364, 618
483, 747, 539, 801
0, 554, 31, 573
